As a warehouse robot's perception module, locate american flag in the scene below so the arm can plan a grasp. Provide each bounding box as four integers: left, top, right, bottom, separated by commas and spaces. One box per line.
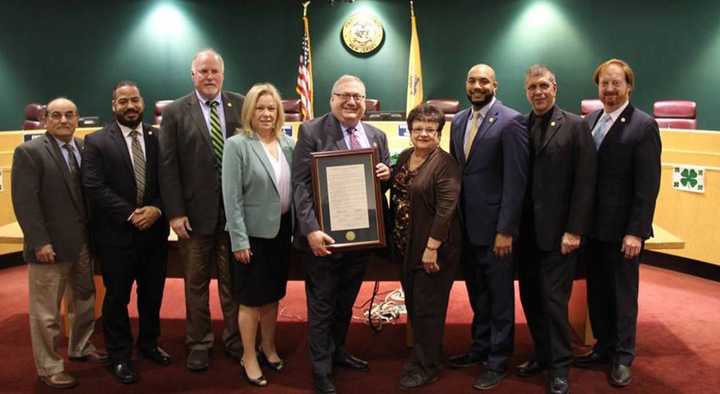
296, 9, 314, 120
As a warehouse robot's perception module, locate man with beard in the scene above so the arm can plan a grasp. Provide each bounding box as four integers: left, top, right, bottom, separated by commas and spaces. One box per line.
516, 65, 596, 394
448, 64, 528, 390
159, 49, 243, 371
574, 59, 661, 388
292, 75, 390, 394
13, 97, 108, 389
83, 81, 171, 384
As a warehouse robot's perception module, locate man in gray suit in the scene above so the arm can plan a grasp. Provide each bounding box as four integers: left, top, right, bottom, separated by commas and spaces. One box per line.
12, 97, 108, 389
159, 49, 243, 371
292, 75, 391, 394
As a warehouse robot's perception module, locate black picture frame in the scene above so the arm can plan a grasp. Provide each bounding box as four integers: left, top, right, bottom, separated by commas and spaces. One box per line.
311, 148, 386, 251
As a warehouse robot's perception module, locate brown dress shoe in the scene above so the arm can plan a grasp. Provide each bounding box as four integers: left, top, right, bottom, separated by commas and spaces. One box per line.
39, 372, 78, 389
69, 350, 110, 365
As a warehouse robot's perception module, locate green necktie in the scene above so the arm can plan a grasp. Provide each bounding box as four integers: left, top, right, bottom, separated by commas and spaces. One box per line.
208, 100, 224, 167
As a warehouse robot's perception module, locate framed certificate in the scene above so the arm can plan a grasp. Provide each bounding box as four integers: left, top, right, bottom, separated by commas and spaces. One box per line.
311, 148, 386, 251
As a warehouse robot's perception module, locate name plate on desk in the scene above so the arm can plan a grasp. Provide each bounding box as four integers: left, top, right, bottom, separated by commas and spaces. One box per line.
311, 148, 386, 251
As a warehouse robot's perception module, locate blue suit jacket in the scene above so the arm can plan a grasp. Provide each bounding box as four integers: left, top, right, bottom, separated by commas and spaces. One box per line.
222, 132, 294, 251
450, 100, 529, 246
585, 104, 661, 241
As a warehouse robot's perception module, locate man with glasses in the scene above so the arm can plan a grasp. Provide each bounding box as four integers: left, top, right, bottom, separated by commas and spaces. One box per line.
12, 97, 108, 389
292, 75, 390, 394
516, 65, 596, 394
448, 64, 529, 390
159, 49, 243, 371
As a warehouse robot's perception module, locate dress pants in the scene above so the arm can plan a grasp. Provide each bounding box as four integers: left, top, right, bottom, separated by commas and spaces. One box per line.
518, 243, 576, 378
304, 251, 368, 376
401, 259, 458, 377
28, 244, 97, 376
585, 239, 640, 366
99, 241, 167, 362
462, 243, 515, 372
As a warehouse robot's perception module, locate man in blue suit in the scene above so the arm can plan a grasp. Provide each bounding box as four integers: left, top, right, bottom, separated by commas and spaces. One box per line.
448, 64, 529, 390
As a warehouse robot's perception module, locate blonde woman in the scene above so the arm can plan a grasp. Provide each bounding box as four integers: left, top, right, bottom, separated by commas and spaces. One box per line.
222, 83, 294, 387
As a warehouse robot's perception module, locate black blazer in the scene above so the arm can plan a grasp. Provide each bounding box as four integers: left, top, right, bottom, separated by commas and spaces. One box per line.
521, 106, 597, 251
585, 104, 661, 242
11, 133, 88, 263
158, 91, 243, 235
82, 122, 169, 247
291, 112, 390, 250
449, 100, 529, 246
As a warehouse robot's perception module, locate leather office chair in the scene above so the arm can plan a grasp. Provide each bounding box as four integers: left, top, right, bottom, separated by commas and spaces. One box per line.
653, 100, 697, 129
580, 99, 604, 117
23, 103, 47, 130
282, 99, 302, 122
154, 100, 174, 125
426, 98, 460, 120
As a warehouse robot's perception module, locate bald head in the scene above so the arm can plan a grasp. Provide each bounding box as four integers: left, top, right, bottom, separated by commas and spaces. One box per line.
45, 97, 78, 143
466, 64, 498, 109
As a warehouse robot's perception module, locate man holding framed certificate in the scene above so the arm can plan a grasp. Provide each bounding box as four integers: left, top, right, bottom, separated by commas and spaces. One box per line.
291, 75, 390, 394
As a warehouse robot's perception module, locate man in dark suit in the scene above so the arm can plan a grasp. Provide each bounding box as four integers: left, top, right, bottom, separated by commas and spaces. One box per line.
516, 65, 596, 394
83, 82, 171, 384
574, 59, 661, 388
159, 49, 243, 371
448, 64, 529, 390
12, 97, 108, 389
292, 75, 391, 394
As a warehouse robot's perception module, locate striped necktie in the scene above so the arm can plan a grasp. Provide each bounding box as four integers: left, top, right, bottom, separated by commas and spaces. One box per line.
591, 113, 613, 150
207, 100, 224, 167
347, 127, 362, 150
129, 130, 146, 205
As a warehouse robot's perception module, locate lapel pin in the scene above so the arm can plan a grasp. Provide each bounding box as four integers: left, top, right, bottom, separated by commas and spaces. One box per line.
550, 121, 556, 127
148, 130, 153, 135
620, 117, 626, 123
489, 117, 495, 123
228, 102, 232, 107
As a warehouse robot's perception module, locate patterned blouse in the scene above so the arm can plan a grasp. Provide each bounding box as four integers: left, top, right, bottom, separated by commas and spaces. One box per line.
391, 162, 417, 259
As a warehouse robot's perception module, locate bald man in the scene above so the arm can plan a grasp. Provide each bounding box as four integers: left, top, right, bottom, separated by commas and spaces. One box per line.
12, 98, 107, 389
448, 64, 529, 390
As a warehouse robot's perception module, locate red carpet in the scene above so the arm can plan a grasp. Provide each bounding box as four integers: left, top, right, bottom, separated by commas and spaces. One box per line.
0, 264, 718, 393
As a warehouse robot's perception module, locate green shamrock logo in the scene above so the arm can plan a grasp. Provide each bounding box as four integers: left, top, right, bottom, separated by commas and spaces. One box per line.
680, 168, 698, 188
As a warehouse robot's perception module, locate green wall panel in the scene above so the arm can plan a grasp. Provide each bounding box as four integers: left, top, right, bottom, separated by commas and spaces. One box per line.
1, 0, 719, 130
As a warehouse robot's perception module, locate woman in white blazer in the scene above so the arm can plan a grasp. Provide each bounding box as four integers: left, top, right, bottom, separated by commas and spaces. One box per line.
222, 83, 294, 387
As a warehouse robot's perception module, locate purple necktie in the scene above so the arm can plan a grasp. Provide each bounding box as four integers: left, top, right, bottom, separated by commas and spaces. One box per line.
347, 127, 362, 150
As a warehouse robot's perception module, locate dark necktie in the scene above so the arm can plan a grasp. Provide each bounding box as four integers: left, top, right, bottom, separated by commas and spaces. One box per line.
531, 116, 545, 152
62, 143, 85, 216
130, 130, 146, 205
207, 100, 224, 169
347, 127, 362, 150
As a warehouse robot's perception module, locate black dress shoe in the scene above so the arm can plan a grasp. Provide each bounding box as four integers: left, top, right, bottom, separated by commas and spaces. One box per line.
333, 352, 369, 371
313, 374, 337, 394
258, 351, 285, 372
472, 370, 506, 390
399, 370, 439, 390
241, 360, 268, 387
140, 346, 172, 366
225, 347, 243, 362
516, 360, 544, 377
573, 351, 609, 369
610, 363, 632, 387
448, 352, 485, 369
548, 376, 569, 394
186, 349, 209, 372
110, 361, 137, 384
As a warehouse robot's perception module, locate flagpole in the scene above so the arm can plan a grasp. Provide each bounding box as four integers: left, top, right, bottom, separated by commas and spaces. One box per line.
406, 0, 423, 116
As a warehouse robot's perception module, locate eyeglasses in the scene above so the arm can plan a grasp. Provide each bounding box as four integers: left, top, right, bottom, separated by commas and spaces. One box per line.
48, 111, 77, 121
410, 128, 438, 135
333, 93, 366, 102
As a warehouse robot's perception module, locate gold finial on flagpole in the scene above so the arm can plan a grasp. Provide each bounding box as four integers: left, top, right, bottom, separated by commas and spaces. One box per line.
410, 0, 415, 18
302, 1, 311, 17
